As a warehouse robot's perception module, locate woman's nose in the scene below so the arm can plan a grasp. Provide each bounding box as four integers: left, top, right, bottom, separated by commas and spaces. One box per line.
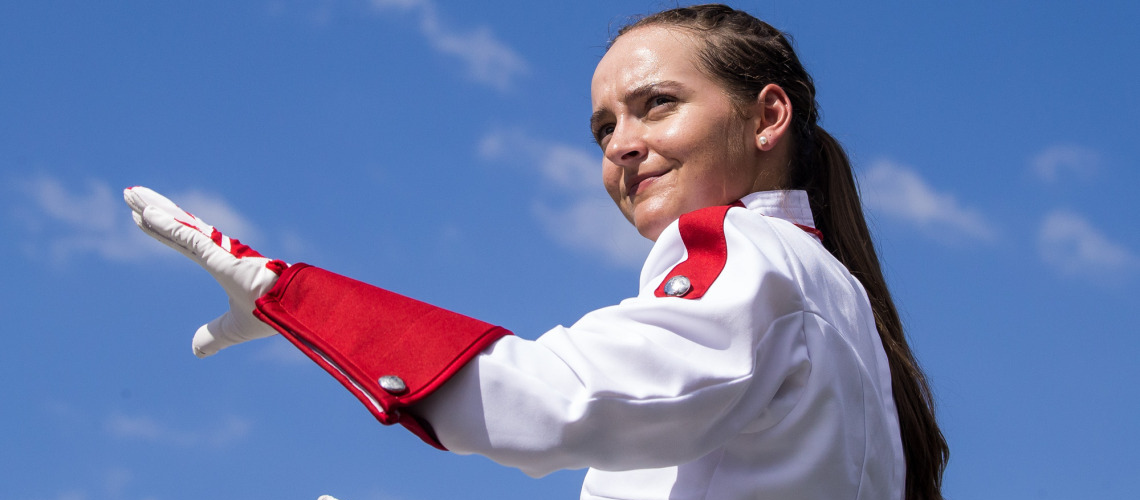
605, 122, 648, 166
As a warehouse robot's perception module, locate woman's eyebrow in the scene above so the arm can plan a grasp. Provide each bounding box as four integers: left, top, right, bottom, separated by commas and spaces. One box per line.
624, 80, 684, 103
589, 108, 610, 135
589, 80, 685, 134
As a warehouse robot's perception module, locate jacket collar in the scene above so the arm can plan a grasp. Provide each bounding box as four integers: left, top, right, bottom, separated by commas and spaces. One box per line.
738, 190, 816, 229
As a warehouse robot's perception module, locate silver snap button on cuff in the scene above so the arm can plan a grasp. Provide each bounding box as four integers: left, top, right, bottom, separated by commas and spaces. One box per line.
378, 375, 407, 395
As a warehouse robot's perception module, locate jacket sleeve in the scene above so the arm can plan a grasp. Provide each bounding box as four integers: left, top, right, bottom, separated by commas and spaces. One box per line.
413, 206, 822, 476
253, 263, 512, 449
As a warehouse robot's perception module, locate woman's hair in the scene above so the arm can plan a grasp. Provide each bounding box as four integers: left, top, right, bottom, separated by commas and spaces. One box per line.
614, 5, 949, 499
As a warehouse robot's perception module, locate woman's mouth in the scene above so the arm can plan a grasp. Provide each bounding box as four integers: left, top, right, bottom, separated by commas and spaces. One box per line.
628, 172, 665, 199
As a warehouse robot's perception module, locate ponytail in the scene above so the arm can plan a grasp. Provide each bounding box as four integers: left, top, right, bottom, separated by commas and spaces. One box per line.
807, 125, 949, 500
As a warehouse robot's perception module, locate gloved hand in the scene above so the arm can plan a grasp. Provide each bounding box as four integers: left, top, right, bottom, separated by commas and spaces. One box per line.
124, 186, 288, 358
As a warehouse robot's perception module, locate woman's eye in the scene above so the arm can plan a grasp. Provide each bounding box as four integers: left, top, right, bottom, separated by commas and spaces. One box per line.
644, 95, 678, 119
595, 124, 615, 144
649, 95, 675, 108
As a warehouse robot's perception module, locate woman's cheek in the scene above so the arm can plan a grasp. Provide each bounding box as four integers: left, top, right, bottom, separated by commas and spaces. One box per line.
656, 111, 701, 156
601, 164, 632, 218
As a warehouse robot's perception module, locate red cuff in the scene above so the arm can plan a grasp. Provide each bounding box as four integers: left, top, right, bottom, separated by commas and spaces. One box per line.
253, 263, 512, 449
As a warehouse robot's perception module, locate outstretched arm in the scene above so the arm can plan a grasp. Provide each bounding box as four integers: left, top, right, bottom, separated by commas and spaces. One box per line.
125, 185, 512, 448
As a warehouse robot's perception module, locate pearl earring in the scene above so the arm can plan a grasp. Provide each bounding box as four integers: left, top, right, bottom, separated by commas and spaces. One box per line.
759, 136, 768, 147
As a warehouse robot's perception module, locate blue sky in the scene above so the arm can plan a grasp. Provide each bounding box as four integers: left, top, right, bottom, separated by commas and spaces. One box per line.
3, 1, 1138, 499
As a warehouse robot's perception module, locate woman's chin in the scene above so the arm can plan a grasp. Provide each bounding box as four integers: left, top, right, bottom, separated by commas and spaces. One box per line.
632, 215, 669, 242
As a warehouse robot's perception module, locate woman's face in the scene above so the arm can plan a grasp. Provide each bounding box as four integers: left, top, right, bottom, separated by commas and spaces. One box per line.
591, 26, 769, 241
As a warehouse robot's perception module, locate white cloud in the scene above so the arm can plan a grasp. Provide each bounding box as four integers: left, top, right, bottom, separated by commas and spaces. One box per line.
24, 466, 151, 500
1038, 209, 1137, 279
277, 228, 319, 262
479, 131, 600, 192
14, 176, 164, 263
370, 0, 424, 8
479, 129, 651, 267
369, 0, 528, 91
106, 413, 252, 448
254, 335, 311, 365
11, 175, 264, 265
860, 159, 996, 243
105, 413, 172, 441
533, 197, 649, 268
26, 177, 118, 230
1031, 144, 1099, 183
104, 467, 133, 498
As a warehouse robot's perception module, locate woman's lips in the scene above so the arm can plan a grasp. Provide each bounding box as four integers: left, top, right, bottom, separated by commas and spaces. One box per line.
628, 171, 665, 199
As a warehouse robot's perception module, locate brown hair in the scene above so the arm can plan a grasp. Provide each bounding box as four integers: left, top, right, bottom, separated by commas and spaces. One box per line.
614, 5, 949, 499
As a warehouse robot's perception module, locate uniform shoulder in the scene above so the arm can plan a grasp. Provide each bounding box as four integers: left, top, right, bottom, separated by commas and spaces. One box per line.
650, 204, 740, 300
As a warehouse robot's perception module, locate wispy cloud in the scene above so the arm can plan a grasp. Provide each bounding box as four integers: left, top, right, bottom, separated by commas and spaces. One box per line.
479, 129, 651, 267
106, 413, 252, 448
25, 465, 151, 500
9, 175, 264, 265
369, 0, 528, 91
1038, 209, 1137, 280
254, 335, 311, 365
1031, 144, 1099, 183
860, 159, 997, 243
104, 466, 133, 499
12, 176, 163, 263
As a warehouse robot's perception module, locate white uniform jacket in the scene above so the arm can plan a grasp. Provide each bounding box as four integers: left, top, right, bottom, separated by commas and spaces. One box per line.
254, 190, 905, 500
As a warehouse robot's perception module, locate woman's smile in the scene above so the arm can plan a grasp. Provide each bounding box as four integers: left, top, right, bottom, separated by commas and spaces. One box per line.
627, 169, 669, 200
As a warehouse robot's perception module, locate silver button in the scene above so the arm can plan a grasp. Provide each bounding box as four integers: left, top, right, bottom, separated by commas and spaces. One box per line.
664, 275, 692, 297
378, 375, 407, 394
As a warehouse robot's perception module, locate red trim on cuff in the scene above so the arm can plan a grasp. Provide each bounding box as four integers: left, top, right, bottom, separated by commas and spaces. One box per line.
254, 263, 512, 449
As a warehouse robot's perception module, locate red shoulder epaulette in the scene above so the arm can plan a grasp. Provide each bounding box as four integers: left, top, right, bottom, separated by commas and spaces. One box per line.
653, 203, 739, 300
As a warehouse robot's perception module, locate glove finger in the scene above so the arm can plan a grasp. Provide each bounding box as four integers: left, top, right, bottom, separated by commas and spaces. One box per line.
192, 310, 277, 358
141, 203, 259, 282
136, 206, 251, 293
133, 209, 207, 267
192, 316, 225, 358
124, 186, 199, 224
140, 205, 222, 260
132, 210, 182, 250
123, 186, 154, 215
135, 209, 203, 266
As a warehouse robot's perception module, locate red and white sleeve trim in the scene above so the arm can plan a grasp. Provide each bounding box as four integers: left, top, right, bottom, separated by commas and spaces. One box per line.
254, 263, 512, 449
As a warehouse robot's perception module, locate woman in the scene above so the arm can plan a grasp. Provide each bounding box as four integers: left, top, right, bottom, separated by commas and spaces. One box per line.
125, 4, 947, 499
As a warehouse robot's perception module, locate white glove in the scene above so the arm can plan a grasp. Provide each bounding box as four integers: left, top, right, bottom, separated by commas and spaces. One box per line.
124, 186, 287, 358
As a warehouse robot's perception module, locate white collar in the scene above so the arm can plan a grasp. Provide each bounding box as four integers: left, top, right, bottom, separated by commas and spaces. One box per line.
738, 190, 816, 229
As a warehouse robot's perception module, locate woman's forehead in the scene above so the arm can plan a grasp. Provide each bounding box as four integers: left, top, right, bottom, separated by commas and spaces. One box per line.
591, 27, 703, 105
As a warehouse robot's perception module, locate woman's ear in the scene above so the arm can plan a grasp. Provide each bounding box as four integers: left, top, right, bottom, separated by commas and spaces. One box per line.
750, 84, 793, 152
